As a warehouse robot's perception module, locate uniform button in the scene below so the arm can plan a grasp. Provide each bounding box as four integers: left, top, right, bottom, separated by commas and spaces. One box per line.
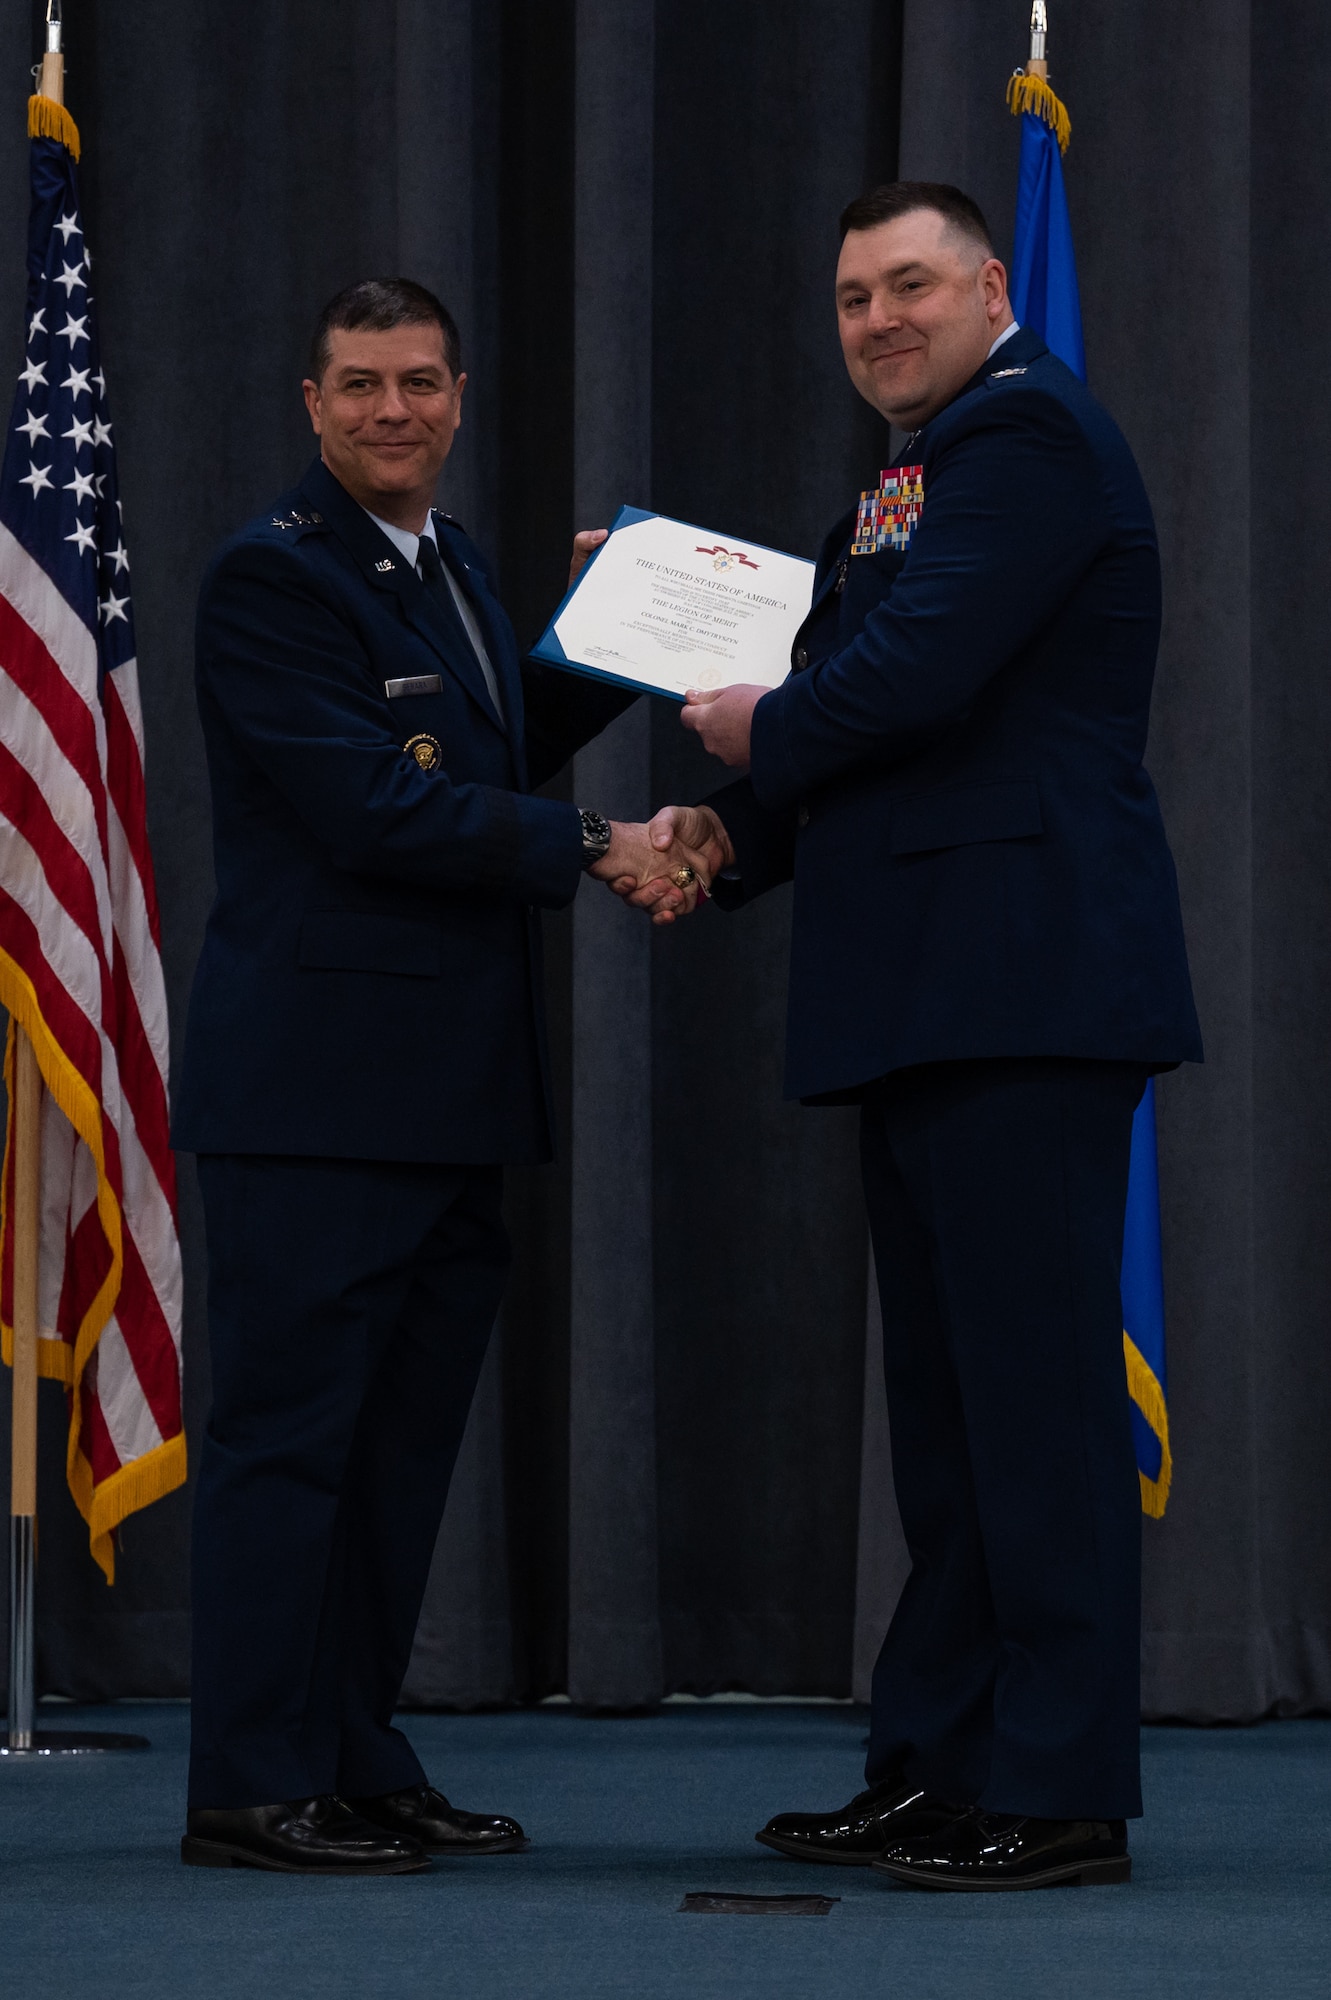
797, 805, 810, 829
793, 646, 809, 670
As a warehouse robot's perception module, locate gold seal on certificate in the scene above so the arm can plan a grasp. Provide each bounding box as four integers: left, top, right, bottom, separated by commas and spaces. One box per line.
530, 507, 817, 700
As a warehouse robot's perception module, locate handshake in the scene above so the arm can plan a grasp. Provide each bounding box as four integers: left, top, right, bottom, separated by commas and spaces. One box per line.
587, 802, 735, 926
565, 534, 762, 921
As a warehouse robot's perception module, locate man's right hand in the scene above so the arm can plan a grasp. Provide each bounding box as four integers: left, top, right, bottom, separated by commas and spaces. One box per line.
601, 805, 735, 925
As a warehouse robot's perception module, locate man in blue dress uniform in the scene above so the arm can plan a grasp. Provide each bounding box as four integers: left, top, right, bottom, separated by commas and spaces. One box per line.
174, 279, 702, 1873
634, 185, 1201, 1891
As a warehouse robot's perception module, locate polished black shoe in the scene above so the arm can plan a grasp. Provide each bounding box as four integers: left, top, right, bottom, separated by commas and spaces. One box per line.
181, 1795, 429, 1874
873, 1809, 1130, 1891
755, 1779, 963, 1867
346, 1784, 530, 1854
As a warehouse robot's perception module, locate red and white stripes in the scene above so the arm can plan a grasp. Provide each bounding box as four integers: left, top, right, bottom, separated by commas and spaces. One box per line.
0, 518, 183, 1580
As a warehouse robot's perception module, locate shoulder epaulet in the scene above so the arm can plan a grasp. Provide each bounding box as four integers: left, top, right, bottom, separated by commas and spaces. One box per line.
432, 508, 466, 535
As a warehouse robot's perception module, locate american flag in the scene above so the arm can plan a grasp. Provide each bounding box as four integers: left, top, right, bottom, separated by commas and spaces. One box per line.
0, 99, 184, 1581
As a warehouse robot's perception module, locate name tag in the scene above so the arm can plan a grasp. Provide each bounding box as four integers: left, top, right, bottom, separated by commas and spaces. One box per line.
384, 674, 443, 700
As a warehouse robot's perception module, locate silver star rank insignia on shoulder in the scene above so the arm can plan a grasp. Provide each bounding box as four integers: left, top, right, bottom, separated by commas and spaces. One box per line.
991, 367, 1028, 378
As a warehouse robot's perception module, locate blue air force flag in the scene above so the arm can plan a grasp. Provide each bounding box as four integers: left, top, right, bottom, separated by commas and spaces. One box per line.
1006, 65, 1172, 1515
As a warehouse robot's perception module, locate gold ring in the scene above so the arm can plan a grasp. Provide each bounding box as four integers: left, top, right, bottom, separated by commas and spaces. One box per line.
671, 865, 696, 889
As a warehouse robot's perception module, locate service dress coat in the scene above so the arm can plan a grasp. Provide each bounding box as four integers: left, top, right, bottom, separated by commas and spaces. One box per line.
173, 457, 628, 1165
710, 325, 1202, 1099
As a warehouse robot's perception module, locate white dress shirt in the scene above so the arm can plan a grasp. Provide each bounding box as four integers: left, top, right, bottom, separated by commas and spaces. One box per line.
988, 320, 1021, 358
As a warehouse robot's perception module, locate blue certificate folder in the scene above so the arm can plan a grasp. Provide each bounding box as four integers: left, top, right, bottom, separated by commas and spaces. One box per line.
529, 504, 807, 703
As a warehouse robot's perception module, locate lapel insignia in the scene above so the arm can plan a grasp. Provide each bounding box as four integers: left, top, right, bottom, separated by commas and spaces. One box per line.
850, 464, 924, 556
404, 732, 443, 773
374, 557, 396, 572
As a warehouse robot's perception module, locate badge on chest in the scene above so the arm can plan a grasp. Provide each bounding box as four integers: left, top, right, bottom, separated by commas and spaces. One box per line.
850, 464, 924, 556
404, 733, 443, 773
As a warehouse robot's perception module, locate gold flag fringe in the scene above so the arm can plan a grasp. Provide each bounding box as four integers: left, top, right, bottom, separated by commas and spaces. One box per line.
28, 93, 81, 160
0, 954, 186, 1582
1006, 70, 1071, 154
1123, 1331, 1173, 1519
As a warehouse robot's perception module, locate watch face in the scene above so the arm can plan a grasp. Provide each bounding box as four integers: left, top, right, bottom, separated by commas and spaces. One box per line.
580, 809, 612, 866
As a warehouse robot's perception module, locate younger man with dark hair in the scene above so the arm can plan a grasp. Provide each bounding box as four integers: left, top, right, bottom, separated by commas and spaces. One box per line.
633, 183, 1200, 1891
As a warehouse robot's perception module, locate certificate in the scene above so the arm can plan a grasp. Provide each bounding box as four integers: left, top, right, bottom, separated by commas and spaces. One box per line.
530, 506, 816, 701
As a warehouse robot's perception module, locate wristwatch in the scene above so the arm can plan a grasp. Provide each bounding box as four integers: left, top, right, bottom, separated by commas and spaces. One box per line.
578, 808, 613, 869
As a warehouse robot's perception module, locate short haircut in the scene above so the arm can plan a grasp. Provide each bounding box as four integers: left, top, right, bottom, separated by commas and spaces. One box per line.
308, 277, 462, 382
838, 181, 994, 256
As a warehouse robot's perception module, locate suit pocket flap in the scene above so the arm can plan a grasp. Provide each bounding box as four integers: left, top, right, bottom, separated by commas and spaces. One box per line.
889, 780, 1043, 856
298, 912, 441, 977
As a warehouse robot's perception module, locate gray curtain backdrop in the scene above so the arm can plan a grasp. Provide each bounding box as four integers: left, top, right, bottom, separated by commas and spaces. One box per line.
0, 0, 1327, 1724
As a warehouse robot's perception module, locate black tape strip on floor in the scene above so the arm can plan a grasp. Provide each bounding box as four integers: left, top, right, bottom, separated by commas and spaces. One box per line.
678, 1892, 839, 1916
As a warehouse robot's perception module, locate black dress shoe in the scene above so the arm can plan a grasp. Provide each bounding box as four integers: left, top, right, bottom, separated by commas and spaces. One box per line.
345, 1784, 530, 1854
873, 1808, 1131, 1891
755, 1779, 963, 1867
181, 1795, 429, 1874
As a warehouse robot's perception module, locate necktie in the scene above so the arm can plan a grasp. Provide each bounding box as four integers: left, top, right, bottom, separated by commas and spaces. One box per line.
415, 536, 504, 722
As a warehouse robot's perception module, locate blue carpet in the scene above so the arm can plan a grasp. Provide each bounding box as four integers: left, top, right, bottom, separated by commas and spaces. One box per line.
0, 1703, 1327, 1998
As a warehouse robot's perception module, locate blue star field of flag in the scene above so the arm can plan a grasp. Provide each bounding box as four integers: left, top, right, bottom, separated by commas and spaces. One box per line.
0, 132, 133, 677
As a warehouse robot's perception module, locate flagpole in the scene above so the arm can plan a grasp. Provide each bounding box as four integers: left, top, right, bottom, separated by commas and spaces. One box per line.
1027, 0, 1049, 79
4, 0, 62, 1759
5, 1019, 146, 1755
37, 0, 64, 105
0, 0, 149, 1757
7, 1031, 41, 1749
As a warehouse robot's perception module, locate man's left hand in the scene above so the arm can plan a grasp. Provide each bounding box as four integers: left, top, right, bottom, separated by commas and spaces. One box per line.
569, 529, 608, 584
680, 684, 766, 770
